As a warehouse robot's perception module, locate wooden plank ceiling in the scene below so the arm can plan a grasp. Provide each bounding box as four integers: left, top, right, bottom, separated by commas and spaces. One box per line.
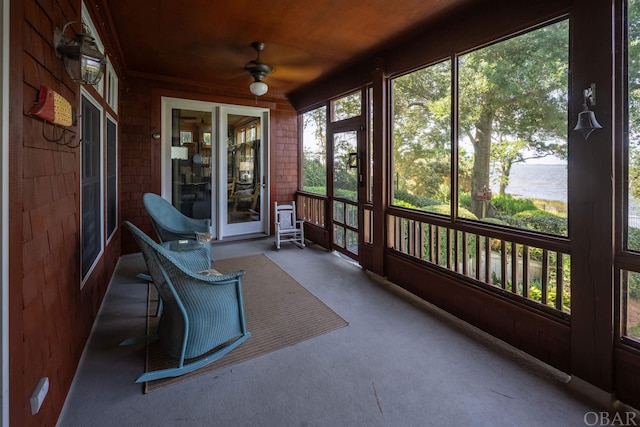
101, 0, 472, 96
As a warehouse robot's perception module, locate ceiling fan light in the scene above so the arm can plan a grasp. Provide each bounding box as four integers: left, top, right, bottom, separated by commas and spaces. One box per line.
250, 81, 268, 96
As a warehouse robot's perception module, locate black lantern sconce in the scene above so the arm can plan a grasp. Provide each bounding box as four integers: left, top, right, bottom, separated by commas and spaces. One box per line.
574, 83, 602, 140
55, 21, 106, 85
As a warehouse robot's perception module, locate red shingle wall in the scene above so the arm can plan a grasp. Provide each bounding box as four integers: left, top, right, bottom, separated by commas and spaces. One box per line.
271, 109, 299, 229
119, 79, 155, 253
12, 0, 119, 425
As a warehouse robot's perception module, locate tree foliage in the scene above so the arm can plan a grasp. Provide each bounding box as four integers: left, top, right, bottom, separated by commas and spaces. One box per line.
392, 20, 569, 221
302, 106, 327, 194
628, 0, 640, 204
393, 60, 452, 202
458, 20, 569, 216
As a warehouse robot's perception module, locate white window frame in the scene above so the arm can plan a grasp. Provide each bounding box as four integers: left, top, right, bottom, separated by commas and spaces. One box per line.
106, 114, 118, 242
105, 59, 118, 113
80, 89, 105, 286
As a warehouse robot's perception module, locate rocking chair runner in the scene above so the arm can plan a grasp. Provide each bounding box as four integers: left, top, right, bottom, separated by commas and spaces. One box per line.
274, 201, 305, 249
124, 221, 250, 383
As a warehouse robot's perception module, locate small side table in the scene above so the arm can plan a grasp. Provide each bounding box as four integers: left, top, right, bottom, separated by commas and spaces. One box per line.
161, 239, 205, 252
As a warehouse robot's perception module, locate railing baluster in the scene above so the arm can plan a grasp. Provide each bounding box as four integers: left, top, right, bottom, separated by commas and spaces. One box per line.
418, 222, 424, 260
500, 240, 507, 290
522, 245, 529, 298
511, 242, 518, 294
434, 226, 441, 266
425, 224, 433, 262
475, 233, 481, 280
541, 249, 549, 305
485, 236, 491, 283
454, 230, 460, 273
556, 252, 564, 311
446, 228, 453, 270
462, 231, 468, 276
391, 216, 397, 251
414, 221, 420, 258
405, 219, 415, 256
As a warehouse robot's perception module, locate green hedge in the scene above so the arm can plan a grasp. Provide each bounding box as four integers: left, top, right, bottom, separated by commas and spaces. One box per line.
491, 194, 537, 216
498, 210, 568, 236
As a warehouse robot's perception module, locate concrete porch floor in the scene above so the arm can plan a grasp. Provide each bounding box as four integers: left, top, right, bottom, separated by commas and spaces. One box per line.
57, 237, 619, 426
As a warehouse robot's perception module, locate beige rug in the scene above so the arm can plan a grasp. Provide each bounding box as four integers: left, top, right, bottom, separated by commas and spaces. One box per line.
143, 253, 348, 393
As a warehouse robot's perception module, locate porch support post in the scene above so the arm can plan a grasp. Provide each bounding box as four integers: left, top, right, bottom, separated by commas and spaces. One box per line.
371, 64, 388, 276
569, 0, 615, 392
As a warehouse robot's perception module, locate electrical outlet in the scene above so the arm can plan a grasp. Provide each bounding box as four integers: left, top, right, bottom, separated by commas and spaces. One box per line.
29, 377, 49, 415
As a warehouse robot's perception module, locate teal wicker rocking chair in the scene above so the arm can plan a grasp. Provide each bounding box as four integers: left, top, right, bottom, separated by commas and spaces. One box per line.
143, 193, 212, 243
124, 221, 250, 383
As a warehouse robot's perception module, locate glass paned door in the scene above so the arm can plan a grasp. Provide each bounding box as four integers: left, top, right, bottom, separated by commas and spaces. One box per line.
170, 108, 213, 221
332, 129, 360, 257
162, 98, 269, 241
226, 114, 261, 224
220, 107, 269, 238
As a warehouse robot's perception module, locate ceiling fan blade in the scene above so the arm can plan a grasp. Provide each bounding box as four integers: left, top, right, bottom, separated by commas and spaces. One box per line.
270, 64, 324, 82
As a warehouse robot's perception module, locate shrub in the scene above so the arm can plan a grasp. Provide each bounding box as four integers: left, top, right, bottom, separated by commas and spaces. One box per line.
624, 230, 640, 299
499, 210, 568, 236
302, 185, 326, 195
628, 226, 640, 252
394, 189, 440, 208
423, 204, 477, 219
459, 193, 472, 210
491, 194, 537, 216
478, 217, 509, 226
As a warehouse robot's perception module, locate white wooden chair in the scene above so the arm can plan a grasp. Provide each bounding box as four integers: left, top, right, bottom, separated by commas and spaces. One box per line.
274, 201, 305, 249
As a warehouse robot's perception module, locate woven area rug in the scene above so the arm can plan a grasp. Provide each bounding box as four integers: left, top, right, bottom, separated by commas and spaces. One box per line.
143, 253, 348, 393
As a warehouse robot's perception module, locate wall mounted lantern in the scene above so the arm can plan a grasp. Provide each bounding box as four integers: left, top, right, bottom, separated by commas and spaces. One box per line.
574, 83, 602, 140
55, 21, 106, 85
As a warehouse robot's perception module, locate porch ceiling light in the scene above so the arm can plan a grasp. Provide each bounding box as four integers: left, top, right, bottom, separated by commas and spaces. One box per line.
249, 80, 268, 96
574, 83, 602, 140
55, 21, 106, 85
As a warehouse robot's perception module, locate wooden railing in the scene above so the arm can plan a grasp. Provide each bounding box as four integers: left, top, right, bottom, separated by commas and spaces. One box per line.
296, 192, 327, 228
388, 214, 571, 314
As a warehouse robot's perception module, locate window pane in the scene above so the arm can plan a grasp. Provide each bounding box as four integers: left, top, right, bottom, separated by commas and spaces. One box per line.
628, 0, 640, 251
457, 20, 569, 236
623, 270, 640, 341
81, 96, 102, 277
302, 106, 327, 195
392, 60, 452, 215
333, 130, 358, 200
331, 91, 361, 122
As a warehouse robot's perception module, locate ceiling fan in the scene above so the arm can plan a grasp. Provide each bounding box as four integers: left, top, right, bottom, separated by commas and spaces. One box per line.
244, 42, 272, 96
179, 40, 323, 93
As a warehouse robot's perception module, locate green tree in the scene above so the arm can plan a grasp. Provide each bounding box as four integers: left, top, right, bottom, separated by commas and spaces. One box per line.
393, 60, 452, 204
302, 106, 327, 194
628, 0, 640, 206
458, 20, 569, 216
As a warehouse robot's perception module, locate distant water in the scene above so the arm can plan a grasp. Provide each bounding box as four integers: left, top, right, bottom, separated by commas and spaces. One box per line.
489, 163, 640, 219
490, 163, 567, 203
